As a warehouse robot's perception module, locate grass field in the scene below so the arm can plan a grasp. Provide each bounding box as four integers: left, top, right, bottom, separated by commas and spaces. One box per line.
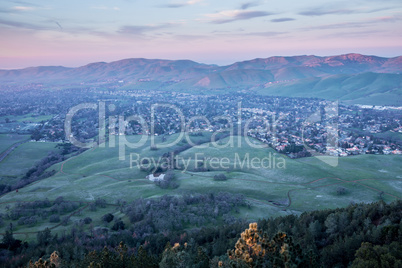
0, 114, 53, 123
0, 134, 30, 154
372, 131, 402, 142
0, 141, 61, 180
0, 134, 400, 240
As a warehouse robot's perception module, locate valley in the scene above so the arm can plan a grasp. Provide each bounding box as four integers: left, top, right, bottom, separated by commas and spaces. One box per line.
0, 134, 400, 241
0, 53, 401, 267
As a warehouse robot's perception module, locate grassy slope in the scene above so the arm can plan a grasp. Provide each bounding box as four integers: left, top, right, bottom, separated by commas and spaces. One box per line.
0, 135, 400, 240
0, 134, 30, 154
0, 114, 53, 123
0, 141, 60, 179
256, 73, 402, 106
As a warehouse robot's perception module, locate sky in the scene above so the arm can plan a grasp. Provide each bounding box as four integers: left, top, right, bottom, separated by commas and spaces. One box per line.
0, 0, 401, 69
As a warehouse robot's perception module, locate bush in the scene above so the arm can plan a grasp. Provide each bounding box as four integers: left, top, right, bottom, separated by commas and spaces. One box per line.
95, 198, 106, 208
213, 174, 227, 181
49, 214, 60, 223
102, 213, 114, 223
61, 216, 70, 226
154, 171, 178, 189
89, 203, 96, 211
83, 217, 92, 224
336, 187, 347, 195
112, 220, 125, 231
150, 145, 158, 151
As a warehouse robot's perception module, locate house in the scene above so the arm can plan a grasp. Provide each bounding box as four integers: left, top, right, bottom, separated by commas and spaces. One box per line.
147, 173, 165, 182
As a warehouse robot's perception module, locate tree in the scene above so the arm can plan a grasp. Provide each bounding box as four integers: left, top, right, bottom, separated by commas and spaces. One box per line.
351, 242, 402, 268
28, 251, 60, 268
378, 191, 385, 201
37, 228, 52, 246
214, 174, 228, 181
159, 243, 180, 268
49, 215, 60, 223
112, 220, 125, 231
325, 213, 339, 236
308, 220, 322, 238
83, 217, 92, 224
336, 187, 347, 195
195, 246, 210, 268
227, 222, 311, 267
135, 245, 158, 268
2, 229, 15, 249
102, 213, 114, 223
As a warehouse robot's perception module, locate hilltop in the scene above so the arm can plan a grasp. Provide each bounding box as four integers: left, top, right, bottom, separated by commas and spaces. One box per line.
0, 53, 401, 105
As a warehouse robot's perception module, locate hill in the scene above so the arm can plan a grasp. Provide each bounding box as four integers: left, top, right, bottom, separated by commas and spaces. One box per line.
0, 134, 400, 267
0, 134, 400, 241
0, 53, 401, 105
256, 72, 402, 106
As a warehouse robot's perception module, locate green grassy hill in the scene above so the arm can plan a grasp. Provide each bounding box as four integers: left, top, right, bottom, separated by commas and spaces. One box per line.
0, 134, 30, 154
0, 141, 61, 182
256, 73, 402, 106
0, 134, 400, 240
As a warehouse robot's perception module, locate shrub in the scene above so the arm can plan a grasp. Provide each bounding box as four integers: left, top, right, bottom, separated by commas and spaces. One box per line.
49, 214, 60, 223
112, 220, 125, 231
213, 174, 228, 181
102, 213, 114, 223
83, 217, 92, 224
336, 187, 347, 195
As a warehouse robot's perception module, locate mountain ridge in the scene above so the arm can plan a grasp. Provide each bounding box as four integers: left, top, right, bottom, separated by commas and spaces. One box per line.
1, 53, 400, 77
0, 53, 401, 106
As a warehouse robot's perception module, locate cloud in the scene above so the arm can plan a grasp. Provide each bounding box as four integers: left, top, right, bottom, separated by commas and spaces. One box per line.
0, 3, 52, 14
91, 6, 120, 11
299, 6, 394, 16
244, 31, 286, 37
302, 21, 365, 30
0, 18, 47, 30
299, 8, 355, 16
161, 0, 204, 8
240, 1, 261, 10
173, 34, 208, 40
206, 10, 274, 24
300, 15, 402, 31
326, 30, 383, 37
12, 6, 35, 11
0, 18, 103, 34
271, 18, 295, 23
0, 6, 35, 13
118, 24, 176, 36
11, 1, 40, 7
208, 29, 285, 38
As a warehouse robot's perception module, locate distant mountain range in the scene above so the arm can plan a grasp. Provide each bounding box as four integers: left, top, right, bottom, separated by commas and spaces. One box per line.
1, 53, 401, 105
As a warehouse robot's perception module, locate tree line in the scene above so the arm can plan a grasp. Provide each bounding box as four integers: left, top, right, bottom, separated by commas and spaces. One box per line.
0, 196, 401, 267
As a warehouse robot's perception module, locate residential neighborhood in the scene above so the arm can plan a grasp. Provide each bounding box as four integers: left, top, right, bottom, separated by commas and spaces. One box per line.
1, 86, 401, 159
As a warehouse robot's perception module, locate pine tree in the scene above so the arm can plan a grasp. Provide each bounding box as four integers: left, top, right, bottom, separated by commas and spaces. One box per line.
195, 246, 210, 268
2, 229, 15, 249
27, 251, 60, 268
159, 242, 180, 268
134, 245, 158, 268
227, 222, 314, 268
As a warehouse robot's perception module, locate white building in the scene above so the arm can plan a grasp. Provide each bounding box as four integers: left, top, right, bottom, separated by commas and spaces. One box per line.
147, 173, 165, 182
